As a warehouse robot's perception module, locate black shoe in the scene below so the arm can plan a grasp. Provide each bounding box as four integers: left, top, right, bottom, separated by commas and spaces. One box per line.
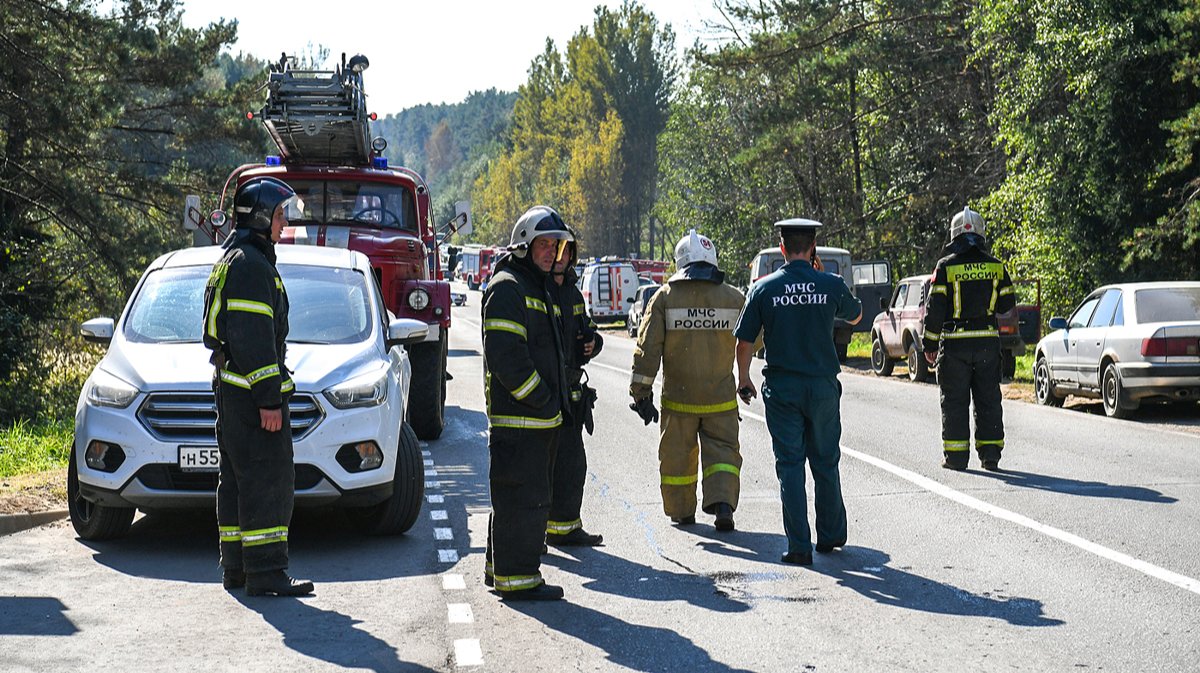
713, 503, 735, 532
222, 568, 246, 590
547, 528, 603, 547
941, 460, 967, 471
245, 570, 314, 597
484, 572, 494, 587
815, 539, 846, 553
499, 583, 564, 602
781, 552, 813, 566
982, 460, 1001, 472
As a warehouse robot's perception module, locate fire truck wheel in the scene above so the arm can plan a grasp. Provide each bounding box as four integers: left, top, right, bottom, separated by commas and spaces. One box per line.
407, 338, 447, 440
347, 422, 424, 535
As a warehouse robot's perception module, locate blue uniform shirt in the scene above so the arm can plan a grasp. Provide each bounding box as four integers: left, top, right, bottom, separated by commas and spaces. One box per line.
734, 259, 861, 378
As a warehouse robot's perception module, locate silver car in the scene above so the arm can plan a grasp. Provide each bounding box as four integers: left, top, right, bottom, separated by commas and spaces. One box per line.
1033, 281, 1200, 418
71, 245, 430, 539
627, 283, 661, 337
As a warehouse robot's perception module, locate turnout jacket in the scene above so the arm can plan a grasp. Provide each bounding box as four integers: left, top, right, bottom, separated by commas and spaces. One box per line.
552, 273, 604, 387
922, 236, 1016, 352
202, 233, 292, 409
482, 254, 568, 430
630, 275, 745, 415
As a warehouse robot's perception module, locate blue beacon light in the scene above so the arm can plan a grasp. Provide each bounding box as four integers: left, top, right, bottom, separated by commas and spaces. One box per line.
372, 157, 389, 169
265, 155, 282, 166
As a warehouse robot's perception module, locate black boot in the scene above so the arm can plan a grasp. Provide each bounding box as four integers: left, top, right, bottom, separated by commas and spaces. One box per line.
246, 570, 314, 597
713, 503, 735, 532
546, 528, 603, 547
222, 568, 246, 590
499, 583, 564, 602
781, 551, 813, 566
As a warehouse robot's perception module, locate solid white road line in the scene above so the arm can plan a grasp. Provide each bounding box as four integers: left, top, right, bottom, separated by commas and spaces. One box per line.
454, 639, 483, 667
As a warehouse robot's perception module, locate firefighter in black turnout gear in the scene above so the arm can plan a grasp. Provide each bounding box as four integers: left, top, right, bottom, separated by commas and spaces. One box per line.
202, 176, 314, 597
546, 233, 604, 547
481, 205, 573, 601
922, 207, 1016, 472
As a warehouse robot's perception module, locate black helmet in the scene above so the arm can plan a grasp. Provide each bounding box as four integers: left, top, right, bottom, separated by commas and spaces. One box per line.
234, 177, 299, 231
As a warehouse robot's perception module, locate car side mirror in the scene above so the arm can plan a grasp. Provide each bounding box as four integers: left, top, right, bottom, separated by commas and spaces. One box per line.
1049, 316, 1068, 331
386, 318, 429, 348
81, 317, 115, 345
626, 297, 636, 304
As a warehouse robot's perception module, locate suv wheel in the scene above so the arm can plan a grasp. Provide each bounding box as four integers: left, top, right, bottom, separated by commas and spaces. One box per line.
1102, 363, 1138, 419
871, 334, 894, 377
1034, 357, 1065, 407
348, 422, 425, 535
407, 338, 447, 440
907, 342, 930, 383
67, 450, 135, 540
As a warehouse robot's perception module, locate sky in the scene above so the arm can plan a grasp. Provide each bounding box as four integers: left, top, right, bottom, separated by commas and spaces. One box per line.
173, 0, 736, 114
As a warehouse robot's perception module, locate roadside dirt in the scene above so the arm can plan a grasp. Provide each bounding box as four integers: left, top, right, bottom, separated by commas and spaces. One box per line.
0, 469, 67, 515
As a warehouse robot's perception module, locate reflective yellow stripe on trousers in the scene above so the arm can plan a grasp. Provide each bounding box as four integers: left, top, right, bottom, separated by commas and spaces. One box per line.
242, 526, 288, 547
546, 519, 582, 535
661, 398, 738, 414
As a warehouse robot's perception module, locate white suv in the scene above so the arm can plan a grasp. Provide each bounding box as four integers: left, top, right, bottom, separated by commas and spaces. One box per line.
71, 245, 428, 540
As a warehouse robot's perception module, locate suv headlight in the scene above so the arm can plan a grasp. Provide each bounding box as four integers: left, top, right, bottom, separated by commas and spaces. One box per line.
323, 368, 389, 409
407, 288, 430, 311
86, 368, 140, 408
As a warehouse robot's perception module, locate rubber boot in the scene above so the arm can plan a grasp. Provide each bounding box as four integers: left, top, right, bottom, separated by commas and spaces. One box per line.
246, 570, 314, 597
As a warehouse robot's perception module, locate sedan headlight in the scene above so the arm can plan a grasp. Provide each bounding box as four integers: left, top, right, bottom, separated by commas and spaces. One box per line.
323, 368, 389, 409
407, 288, 430, 311
86, 368, 140, 408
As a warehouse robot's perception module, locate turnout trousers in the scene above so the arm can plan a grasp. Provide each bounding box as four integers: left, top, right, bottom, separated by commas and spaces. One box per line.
936, 341, 1004, 468
547, 416, 587, 537
761, 373, 847, 554
485, 426, 558, 592
657, 409, 741, 519
215, 380, 295, 574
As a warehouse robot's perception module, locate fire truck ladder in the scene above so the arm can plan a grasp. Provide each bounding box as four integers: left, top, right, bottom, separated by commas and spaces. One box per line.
255, 53, 372, 165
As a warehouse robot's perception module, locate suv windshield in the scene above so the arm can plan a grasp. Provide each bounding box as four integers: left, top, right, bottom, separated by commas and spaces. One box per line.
124, 264, 375, 345
1135, 287, 1200, 323
285, 180, 418, 232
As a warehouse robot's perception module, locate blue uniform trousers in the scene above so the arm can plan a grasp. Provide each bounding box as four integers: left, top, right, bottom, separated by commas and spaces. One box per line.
762, 373, 847, 554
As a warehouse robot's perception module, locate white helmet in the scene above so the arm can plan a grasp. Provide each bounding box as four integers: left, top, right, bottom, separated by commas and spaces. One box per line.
950, 207, 985, 239
674, 229, 718, 270
509, 205, 573, 258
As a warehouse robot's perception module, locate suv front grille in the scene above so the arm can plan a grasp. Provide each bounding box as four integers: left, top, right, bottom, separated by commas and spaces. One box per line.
135, 464, 326, 492
137, 392, 324, 442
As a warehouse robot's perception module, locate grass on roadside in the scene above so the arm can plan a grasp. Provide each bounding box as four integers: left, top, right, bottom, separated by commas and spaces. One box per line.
0, 419, 73, 479
849, 332, 1037, 385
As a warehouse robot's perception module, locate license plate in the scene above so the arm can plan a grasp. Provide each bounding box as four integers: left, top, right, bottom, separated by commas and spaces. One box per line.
178, 446, 220, 472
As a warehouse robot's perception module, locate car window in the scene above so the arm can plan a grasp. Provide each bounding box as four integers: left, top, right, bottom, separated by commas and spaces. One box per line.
1111, 296, 1124, 326
1088, 289, 1122, 328
905, 282, 924, 308
124, 266, 210, 343
1069, 295, 1101, 329
284, 179, 418, 232
283, 265, 374, 344
1134, 287, 1200, 323
891, 284, 908, 309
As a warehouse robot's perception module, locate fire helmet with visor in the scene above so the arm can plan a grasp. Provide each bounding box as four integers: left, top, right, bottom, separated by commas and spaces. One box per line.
509, 205, 574, 260
234, 177, 302, 231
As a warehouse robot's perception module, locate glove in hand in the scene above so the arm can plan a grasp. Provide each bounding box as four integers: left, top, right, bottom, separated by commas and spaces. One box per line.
629, 395, 659, 426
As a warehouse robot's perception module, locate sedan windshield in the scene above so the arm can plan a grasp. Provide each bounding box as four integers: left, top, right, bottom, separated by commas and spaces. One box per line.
1134, 287, 1200, 323
124, 264, 375, 345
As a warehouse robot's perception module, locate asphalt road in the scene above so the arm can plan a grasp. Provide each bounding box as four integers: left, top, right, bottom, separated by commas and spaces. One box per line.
2, 285, 1197, 672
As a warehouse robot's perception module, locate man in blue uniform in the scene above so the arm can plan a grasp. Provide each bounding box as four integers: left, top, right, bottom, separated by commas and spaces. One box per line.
734, 218, 861, 566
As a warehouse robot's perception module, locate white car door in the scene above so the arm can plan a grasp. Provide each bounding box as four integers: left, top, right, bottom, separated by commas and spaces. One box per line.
1056, 293, 1103, 385
1073, 289, 1123, 388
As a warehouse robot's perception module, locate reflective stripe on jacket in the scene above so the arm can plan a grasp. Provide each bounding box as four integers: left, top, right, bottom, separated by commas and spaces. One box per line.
922, 241, 1015, 352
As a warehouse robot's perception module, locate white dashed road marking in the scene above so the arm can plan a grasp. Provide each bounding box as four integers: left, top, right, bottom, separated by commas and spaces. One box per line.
448, 603, 474, 624
435, 527, 454, 540
431, 510, 448, 521
427, 494, 445, 504
442, 574, 466, 590
454, 639, 483, 667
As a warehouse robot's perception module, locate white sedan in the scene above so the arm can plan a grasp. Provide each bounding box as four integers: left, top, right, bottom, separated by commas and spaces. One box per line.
71, 245, 429, 539
1033, 281, 1200, 418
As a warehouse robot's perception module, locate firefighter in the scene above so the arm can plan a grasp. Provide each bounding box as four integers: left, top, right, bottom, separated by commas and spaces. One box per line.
202, 176, 313, 596
545, 234, 604, 547
630, 230, 746, 531
481, 205, 572, 601
734, 219, 862, 566
922, 207, 1016, 471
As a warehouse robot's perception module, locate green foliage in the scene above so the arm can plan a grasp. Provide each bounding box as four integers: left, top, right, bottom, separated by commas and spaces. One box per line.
0, 0, 264, 424
0, 419, 74, 478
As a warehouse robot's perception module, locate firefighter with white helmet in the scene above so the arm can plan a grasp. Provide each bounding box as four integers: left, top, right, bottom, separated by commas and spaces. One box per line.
630, 229, 746, 531
202, 176, 313, 596
922, 206, 1016, 471
481, 205, 572, 601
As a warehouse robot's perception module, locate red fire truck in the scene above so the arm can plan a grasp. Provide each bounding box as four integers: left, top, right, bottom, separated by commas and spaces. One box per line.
456, 245, 498, 290
185, 53, 469, 440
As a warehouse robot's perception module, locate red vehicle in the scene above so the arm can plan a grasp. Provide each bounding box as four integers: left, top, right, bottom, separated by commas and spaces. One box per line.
629, 258, 670, 285
187, 53, 466, 439
457, 245, 498, 290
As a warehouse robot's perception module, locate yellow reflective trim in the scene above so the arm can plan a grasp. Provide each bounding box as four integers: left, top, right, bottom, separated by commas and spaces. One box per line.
227, 299, 273, 318
943, 329, 998, 339
570, 390, 582, 402
205, 263, 228, 340
923, 329, 941, 341
661, 398, 738, 415
998, 286, 1015, 296
703, 463, 740, 479
489, 413, 562, 430
511, 371, 541, 401
929, 285, 947, 295
484, 319, 527, 339
274, 278, 283, 290
525, 297, 548, 313
219, 369, 252, 389
241, 526, 288, 547
246, 364, 280, 384
953, 280, 962, 319
943, 441, 969, 452
218, 526, 242, 541
281, 379, 294, 393
494, 574, 543, 591
661, 473, 699, 486
573, 303, 586, 316
990, 279, 999, 313
976, 439, 1005, 447
553, 304, 562, 317
546, 519, 582, 534
631, 373, 655, 386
